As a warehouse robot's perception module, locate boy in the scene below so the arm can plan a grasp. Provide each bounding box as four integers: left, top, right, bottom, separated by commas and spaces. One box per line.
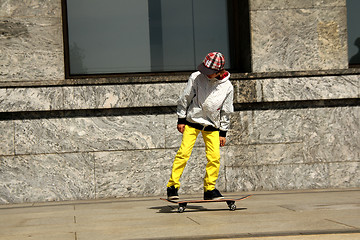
166, 52, 234, 200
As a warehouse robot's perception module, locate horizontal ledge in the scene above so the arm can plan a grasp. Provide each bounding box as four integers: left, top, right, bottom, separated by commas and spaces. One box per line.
0, 68, 359, 88
234, 98, 360, 111
0, 98, 358, 121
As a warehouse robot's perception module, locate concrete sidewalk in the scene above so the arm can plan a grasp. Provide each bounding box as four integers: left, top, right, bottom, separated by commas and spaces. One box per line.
0, 189, 359, 240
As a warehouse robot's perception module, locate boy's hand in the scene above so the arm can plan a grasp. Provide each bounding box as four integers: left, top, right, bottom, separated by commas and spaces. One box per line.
177, 124, 185, 133
220, 137, 226, 147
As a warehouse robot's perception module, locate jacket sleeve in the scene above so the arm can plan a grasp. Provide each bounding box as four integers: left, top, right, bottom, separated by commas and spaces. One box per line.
177, 74, 196, 120
219, 85, 234, 136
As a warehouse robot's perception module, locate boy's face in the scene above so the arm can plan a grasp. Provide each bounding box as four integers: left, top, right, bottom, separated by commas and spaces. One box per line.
207, 72, 220, 79
207, 70, 225, 79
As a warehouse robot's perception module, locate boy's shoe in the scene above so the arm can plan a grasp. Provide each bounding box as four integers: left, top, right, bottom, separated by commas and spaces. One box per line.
204, 189, 224, 200
167, 186, 179, 200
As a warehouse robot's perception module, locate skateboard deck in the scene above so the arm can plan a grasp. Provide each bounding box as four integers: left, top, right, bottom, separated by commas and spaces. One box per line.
160, 195, 252, 213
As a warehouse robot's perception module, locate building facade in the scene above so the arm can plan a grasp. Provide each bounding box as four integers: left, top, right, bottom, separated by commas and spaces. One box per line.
0, 0, 359, 204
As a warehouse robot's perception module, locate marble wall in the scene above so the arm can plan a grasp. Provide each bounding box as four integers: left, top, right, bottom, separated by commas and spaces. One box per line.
0, 104, 359, 203
0, 75, 359, 203
0, 0, 359, 204
0, 0, 64, 81
250, 0, 348, 72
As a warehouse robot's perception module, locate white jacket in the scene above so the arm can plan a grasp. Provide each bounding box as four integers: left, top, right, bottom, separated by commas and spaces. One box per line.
177, 71, 234, 136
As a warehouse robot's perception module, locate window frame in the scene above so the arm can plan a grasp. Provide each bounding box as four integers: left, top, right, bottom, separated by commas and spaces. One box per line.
61, 0, 249, 80
347, 0, 360, 68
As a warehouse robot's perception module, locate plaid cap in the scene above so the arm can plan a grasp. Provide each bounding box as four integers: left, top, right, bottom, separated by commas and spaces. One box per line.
197, 52, 225, 76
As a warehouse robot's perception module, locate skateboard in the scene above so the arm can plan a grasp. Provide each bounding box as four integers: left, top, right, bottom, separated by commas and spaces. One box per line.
160, 195, 251, 213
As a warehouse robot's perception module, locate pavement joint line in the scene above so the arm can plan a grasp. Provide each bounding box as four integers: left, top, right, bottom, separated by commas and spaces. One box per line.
278, 205, 297, 212
187, 216, 201, 225
325, 219, 359, 229
135, 230, 360, 240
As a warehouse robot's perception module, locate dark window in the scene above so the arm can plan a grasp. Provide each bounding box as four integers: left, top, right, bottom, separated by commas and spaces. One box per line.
347, 0, 360, 66
63, 0, 246, 77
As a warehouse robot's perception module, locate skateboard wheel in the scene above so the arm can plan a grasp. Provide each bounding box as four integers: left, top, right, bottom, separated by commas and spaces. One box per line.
178, 206, 185, 213
229, 204, 236, 211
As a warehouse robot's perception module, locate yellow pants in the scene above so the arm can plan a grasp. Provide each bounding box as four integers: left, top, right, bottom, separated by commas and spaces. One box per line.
167, 125, 221, 191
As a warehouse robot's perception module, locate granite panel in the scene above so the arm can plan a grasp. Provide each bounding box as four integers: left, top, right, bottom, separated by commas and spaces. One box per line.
62, 86, 97, 110
251, 9, 318, 72
0, 121, 14, 156
225, 163, 329, 192
228, 111, 253, 145
313, 0, 346, 7
0, 50, 64, 81
1, 82, 182, 112
302, 107, 360, 163
0, 87, 63, 112
224, 143, 304, 167
0, 153, 95, 204
95, 147, 225, 198
316, 7, 348, 69
329, 162, 360, 188
251, 7, 347, 72
63, 83, 183, 110
0, 17, 63, 52
0, 14, 64, 81
14, 115, 165, 155
0, 0, 62, 17
233, 80, 257, 103
260, 75, 359, 102
253, 109, 304, 144
222, 145, 257, 167
95, 149, 174, 198
92, 83, 182, 109
232, 109, 304, 145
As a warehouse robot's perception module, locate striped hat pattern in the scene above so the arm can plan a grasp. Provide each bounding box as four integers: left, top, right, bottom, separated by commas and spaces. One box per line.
197, 52, 225, 76
203, 52, 225, 71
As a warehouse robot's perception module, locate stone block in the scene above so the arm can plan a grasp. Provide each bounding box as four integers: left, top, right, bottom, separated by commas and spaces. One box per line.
313, 0, 346, 7
62, 83, 183, 110
0, 0, 62, 17
224, 143, 304, 167
95, 149, 174, 198
230, 109, 304, 145
250, 3, 347, 72
225, 163, 330, 192
302, 107, 360, 163
329, 162, 360, 188
0, 153, 95, 204
0, 121, 14, 156
260, 75, 359, 102
14, 115, 166, 155
0, 87, 63, 112
0, 17, 63, 52
0, 16, 64, 81
233, 80, 257, 103
0, 49, 64, 82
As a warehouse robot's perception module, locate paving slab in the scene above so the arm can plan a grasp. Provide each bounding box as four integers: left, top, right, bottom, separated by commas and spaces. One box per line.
0, 189, 359, 240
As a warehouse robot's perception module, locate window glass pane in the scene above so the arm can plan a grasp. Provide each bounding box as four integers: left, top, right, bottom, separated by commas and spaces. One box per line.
347, 0, 360, 65
66, 0, 230, 75
193, 0, 230, 68
67, 0, 151, 74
